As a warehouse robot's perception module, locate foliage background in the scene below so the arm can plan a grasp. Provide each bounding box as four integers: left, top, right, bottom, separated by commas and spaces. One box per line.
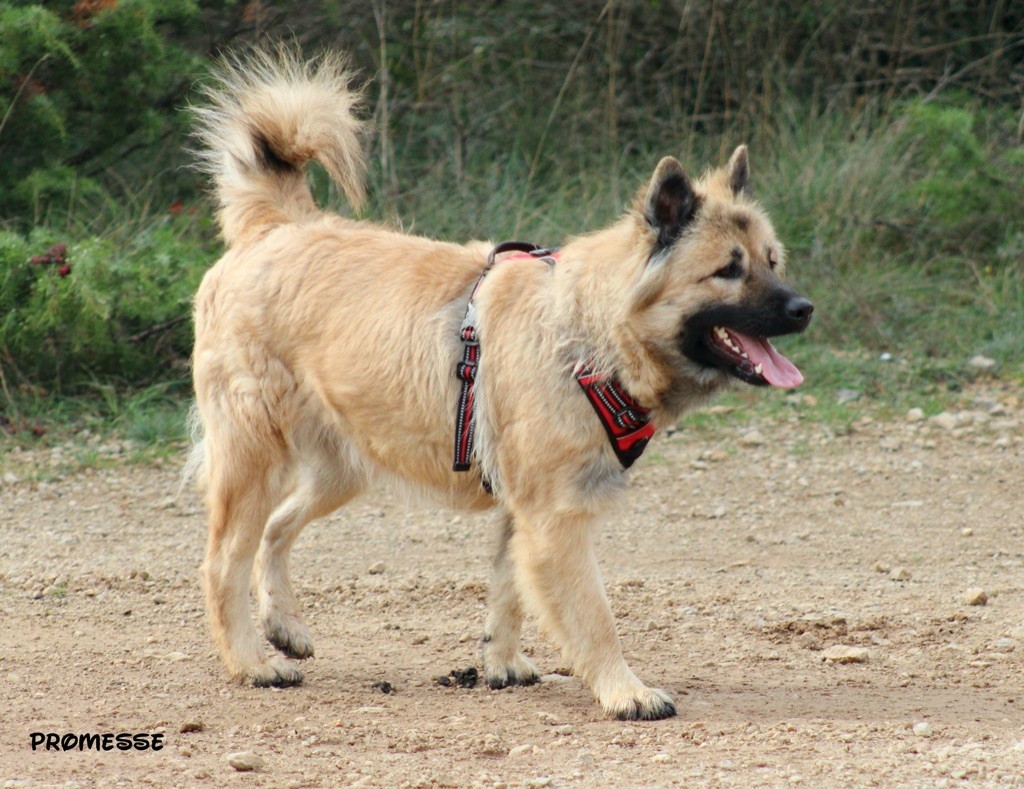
0, 1, 1022, 429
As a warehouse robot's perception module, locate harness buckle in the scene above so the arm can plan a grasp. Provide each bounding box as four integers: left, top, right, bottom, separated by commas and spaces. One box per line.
456, 360, 476, 382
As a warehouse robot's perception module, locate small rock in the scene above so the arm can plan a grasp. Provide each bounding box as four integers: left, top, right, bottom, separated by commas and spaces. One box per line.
163, 651, 191, 662
960, 527, 974, 537
526, 779, 552, 788
179, 721, 204, 733
410, 634, 428, 645
552, 725, 573, 736
963, 588, 988, 606
368, 561, 385, 575
822, 645, 869, 664
992, 638, 1016, 653
652, 753, 672, 764
740, 431, 765, 447
836, 389, 860, 405
889, 567, 912, 581
874, 561, 891, 574
448, 666, 478, 688
905, 408, 925, 423
509, 744, 533, 757
930, 412, 958, 431
912, 721, 933, 737
225, 751, 264, 772
371, 681, 394, 694
479, 733, 507, 756
2, 472, 18, 485
435, 675, 452, 687
968, 354, 996, 370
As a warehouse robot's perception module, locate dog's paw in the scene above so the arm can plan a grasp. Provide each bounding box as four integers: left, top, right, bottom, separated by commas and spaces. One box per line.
484, 652, 542, 690
247, 655, 304, 688
264, 616, 315, 660
601, 685, 676, 721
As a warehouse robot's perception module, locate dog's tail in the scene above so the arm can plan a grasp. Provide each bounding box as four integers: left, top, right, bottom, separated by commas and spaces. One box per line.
191, 46, 366, 245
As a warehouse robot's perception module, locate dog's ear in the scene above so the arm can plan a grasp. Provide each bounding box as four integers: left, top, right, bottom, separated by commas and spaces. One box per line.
727, 145, 750, 196
643, 156, 699, 252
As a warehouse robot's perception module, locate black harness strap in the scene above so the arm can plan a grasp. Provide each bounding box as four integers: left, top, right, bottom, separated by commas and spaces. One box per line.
453, 242, 555, 472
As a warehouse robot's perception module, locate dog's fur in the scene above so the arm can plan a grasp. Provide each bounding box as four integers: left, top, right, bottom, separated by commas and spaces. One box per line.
189, 48, 811, 720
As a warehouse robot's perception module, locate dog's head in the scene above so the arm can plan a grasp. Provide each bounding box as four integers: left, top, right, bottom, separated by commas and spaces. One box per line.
626, 146, 812, 396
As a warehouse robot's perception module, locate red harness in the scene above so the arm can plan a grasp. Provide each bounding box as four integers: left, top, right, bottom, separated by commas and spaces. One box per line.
453, 242, 656, 478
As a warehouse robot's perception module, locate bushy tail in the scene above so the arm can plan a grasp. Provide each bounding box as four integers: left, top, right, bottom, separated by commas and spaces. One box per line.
191, 46, 367, 245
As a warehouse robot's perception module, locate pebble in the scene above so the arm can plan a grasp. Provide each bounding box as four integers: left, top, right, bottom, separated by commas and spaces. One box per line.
740, 431, 765, 447
906, 408, 925, 422
368, 561, 385, 575
889, 567, 912, 581
913, 721, 933, 737
836, 389, 860, 404
225, 751, 264, 772
479, 734, 507, 756
526, 779, 552, 788
509, 744, 533, 757
179, 720, 204, 733
968, 354, 996, 370
652, 753, 671, 763
961, 527, 973, 537
822, 645, 869, 664
992, 638, 1016, 653
930, 412, 958, 431
963, 588, 988, 606
552, 725, 574, 736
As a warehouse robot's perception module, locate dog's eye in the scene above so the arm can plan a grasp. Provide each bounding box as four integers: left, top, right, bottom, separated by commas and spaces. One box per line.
714, 250, 744, 280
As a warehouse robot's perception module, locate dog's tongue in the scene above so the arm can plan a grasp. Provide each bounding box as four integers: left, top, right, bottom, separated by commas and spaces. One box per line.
734, 331, 804, 388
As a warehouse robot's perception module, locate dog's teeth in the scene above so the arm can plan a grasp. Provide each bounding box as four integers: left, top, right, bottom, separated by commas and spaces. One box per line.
715, 327, 728, 339
741, 352, 749, 359
754, 363, 763, 375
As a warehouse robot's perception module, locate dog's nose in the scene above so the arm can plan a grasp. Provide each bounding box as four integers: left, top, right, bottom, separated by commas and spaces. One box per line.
785, 296, 814, 327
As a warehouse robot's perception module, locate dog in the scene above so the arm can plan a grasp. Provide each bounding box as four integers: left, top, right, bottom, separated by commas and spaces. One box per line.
188, 47, 812, 720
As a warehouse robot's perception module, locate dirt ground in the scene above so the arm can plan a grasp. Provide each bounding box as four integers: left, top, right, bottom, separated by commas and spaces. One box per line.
2, 388, 1023, 788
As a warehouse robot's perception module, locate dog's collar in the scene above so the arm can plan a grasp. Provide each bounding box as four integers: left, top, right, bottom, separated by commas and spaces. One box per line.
452, 241, 656, 478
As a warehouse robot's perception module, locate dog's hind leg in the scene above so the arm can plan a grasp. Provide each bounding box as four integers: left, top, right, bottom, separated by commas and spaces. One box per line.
482, 513, 541, 689
509, 507, 676, 720
202, 453, 303, 687
256, 458, 363, 660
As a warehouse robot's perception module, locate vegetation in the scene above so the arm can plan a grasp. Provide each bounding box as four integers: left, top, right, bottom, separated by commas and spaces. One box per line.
0, 1, 1022, 442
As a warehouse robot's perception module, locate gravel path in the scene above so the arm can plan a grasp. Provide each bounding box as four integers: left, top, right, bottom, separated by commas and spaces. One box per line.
1, 390, 1023, 787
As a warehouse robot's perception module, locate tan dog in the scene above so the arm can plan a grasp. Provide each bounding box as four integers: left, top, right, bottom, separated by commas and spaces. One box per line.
189, 48, 812, 720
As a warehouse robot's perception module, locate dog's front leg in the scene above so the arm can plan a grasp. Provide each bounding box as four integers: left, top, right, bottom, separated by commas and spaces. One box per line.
508, 508, 676, 720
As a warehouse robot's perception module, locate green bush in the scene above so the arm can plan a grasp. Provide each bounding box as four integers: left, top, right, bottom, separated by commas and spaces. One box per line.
0, 0, 205, 224
0, 216, 215, 390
